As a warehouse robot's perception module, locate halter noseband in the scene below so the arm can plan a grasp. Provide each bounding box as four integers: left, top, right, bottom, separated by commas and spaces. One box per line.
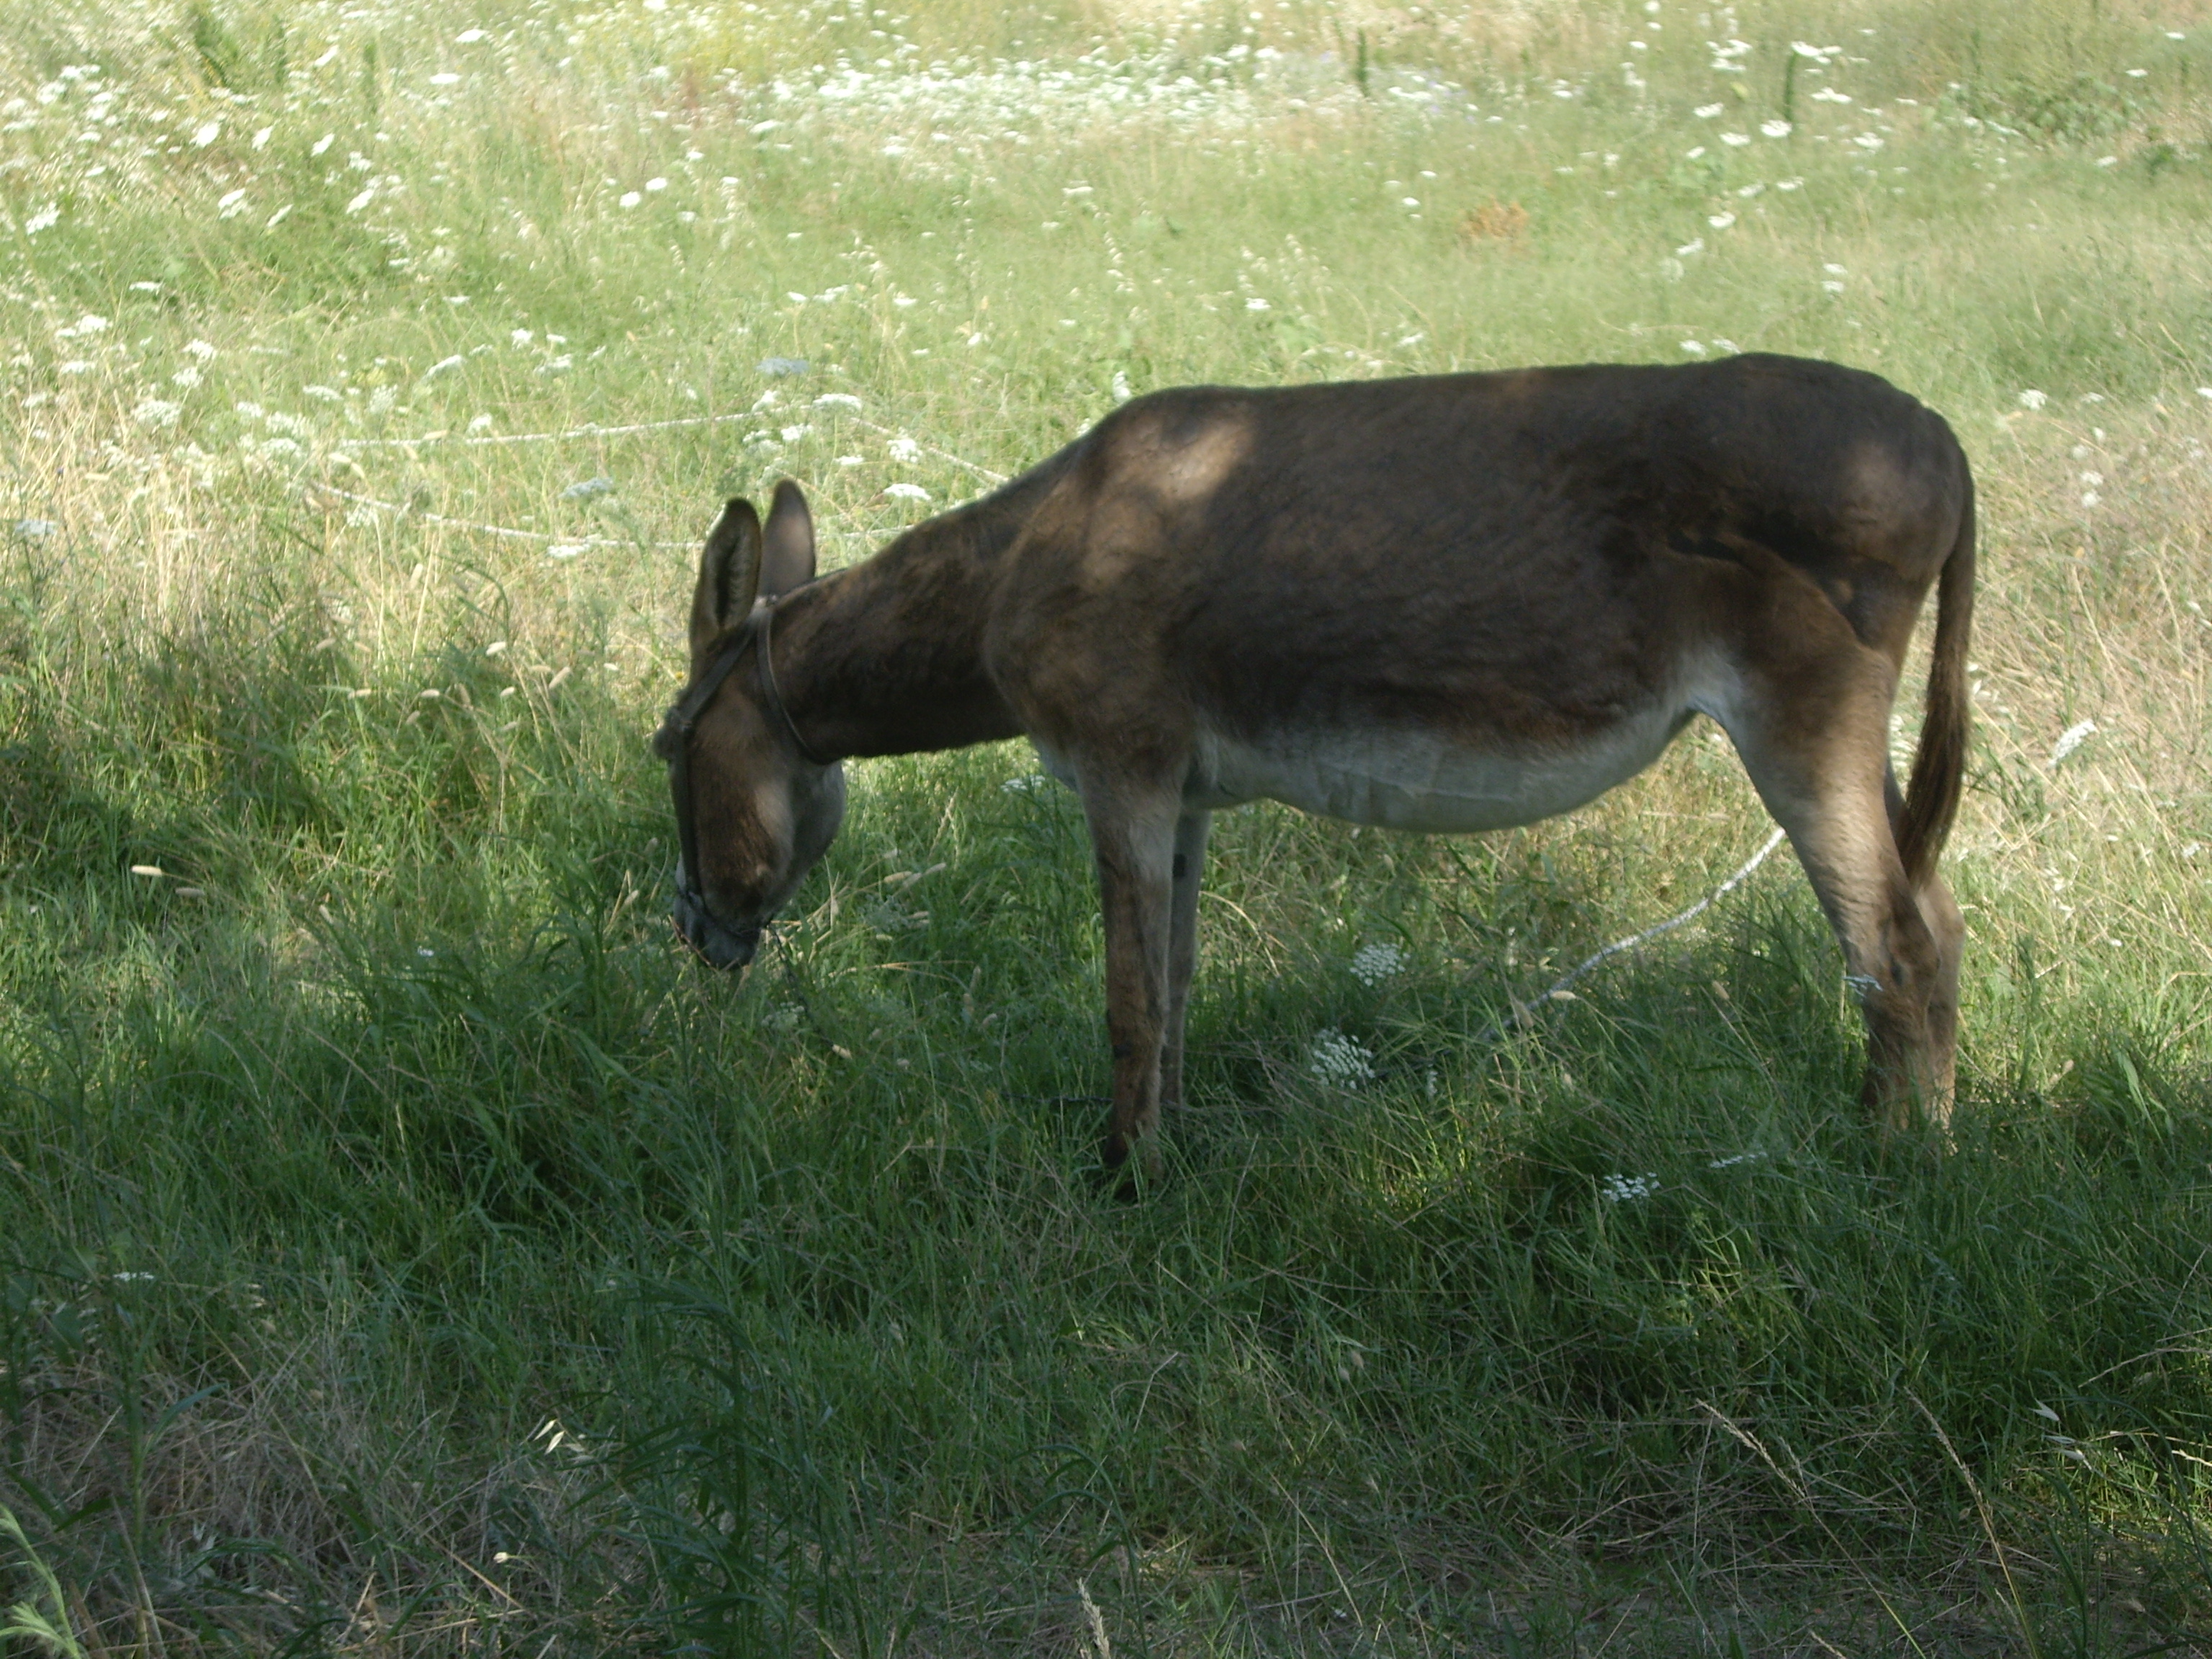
662, 601, 829, 909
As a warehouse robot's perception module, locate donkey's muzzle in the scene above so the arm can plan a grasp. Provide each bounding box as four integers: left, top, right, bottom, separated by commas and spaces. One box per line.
673, 884, 760, 971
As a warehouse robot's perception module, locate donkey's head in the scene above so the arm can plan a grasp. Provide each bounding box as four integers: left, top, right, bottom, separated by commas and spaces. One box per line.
655, 480, 845, 971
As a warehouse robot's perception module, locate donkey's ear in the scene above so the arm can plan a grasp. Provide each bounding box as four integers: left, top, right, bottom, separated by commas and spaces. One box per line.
691, 497, 763, 660
760, 478, 817, 598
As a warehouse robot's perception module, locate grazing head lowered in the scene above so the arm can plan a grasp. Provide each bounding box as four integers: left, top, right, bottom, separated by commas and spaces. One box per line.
654, 480, 845, 969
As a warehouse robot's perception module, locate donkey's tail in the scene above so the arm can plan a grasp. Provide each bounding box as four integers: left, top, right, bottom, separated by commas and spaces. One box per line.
1895, 462, 1975, 890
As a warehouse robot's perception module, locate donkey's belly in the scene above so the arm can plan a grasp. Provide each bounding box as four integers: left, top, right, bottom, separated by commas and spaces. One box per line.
1191, 706, 1690, 832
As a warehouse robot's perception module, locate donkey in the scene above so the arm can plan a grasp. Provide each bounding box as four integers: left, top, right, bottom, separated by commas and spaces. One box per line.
657, 354, 1974, 1174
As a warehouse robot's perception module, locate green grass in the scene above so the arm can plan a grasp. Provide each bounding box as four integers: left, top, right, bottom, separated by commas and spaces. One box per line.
4, 0, 2212, 1652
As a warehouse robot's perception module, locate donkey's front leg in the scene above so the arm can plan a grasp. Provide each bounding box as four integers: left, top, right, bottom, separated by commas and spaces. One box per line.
1080, 780, 1182, 1178
1160, 809, 1213, 1119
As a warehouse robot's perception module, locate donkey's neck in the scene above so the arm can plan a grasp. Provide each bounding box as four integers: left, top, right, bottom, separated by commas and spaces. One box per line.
772, 468, 1052, 760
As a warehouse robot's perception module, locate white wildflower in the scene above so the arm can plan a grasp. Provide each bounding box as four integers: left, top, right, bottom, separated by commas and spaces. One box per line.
1112, 369, 1133, 403
345, 186, 375, 214
1721, 132, 1752, 147
1675, 236, 1705, 256
134, 397, 182, 428
2018, 389, 2048, 410
186, 339, 217, 361
885, 482, 932, 503
252, 126, 271, 149
1707, 1151, 1766, 1169
1601, 1173, 1659, 1203
1708, 211, 1736, 229
217, 187, 248, 219
1681, 339, 1707, 354
644, 176, 668, 192
467, 413, 494, 433
24, 204, 60, 234
421, 354, 465, 379
311, 132, 335, 156
265, 204, 292, 229
457, 28, 488, 43
302, 384, 341, 402
1349, 943, 1406, 986
1308, 1029, 1377, 1087
619, 190, 642, 208
1246, 297, 1271, 310
367, 385, 397, 415
886, 436, 922, 463
2049, 719, 2098, 768
779, 423, 811, 442
812, 392, 862, 409
429, 72, 461, 87
192, 119, 220, 148
171, 366, 202, 389
1694, 103, 1724, 118
547, 543, 587, 559
1761, 120, 1793, 137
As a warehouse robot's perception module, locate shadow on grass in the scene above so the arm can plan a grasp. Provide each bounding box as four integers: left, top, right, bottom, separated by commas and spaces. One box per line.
2, 580, 2210, 1654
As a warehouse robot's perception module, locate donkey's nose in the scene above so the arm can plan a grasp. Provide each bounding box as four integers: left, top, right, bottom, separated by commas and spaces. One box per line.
673, 889, 758, 971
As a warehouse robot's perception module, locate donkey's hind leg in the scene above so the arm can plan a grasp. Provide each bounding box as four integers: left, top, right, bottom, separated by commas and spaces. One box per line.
1733, 729, 1951, 1132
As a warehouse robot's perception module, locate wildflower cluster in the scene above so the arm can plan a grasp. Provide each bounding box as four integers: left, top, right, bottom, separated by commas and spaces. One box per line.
1308, 1029, 1377, 1088
1349, 942, 1406, 986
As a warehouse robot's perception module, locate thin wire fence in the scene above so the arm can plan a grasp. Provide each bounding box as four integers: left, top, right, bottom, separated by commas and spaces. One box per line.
310, 401, 1009, 550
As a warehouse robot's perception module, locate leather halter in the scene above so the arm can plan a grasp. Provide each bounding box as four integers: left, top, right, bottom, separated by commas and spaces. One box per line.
662, 601, 827, 909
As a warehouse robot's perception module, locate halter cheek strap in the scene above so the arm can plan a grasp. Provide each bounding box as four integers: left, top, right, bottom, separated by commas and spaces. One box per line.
755, 602, 833, 769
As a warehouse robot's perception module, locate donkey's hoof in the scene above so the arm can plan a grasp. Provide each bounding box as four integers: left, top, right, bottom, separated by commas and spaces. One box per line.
1098, 1131, 1164, 1198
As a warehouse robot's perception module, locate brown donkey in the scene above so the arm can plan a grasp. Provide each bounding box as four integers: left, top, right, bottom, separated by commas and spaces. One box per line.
657, 354, 1974, 1173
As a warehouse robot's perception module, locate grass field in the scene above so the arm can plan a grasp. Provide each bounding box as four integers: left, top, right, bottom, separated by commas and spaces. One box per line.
4, 0, 2212, 1652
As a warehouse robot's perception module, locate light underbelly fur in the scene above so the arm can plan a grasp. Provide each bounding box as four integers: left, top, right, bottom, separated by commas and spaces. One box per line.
1029, 675, 1732, 832
1185, 701, 1696, 832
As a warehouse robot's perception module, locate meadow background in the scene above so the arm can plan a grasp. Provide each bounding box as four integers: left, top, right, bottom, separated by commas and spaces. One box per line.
4, 0, 2212, 1652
